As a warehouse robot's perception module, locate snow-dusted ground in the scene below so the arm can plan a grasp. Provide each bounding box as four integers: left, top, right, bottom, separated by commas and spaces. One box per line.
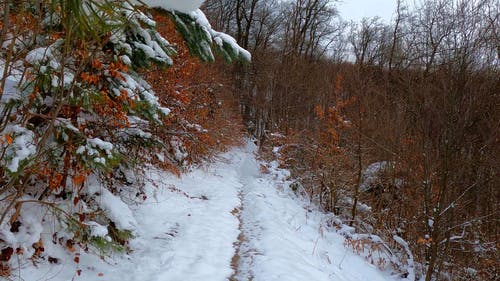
18, 142, 402, 281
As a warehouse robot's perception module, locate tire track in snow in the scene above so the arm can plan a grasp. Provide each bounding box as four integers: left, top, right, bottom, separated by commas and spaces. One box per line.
229, 191, 248, 281
230, 150, 260, 281
19, 142, 401, 281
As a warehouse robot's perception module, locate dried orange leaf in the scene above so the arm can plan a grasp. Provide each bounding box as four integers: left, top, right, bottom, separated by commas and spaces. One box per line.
5, 134, 13, 145
72, 174, 86, 186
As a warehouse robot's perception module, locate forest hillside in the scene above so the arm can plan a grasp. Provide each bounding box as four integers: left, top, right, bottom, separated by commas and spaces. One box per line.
0, 1, 498, 281
203, 0, 499, 280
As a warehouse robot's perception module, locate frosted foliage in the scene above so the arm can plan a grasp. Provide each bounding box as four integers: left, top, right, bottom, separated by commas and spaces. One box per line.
97, 188, 137, 231
86, 182, 137, 231
190, 10, 252, 61
136, 0, 205, 13
1, 125, 37, 173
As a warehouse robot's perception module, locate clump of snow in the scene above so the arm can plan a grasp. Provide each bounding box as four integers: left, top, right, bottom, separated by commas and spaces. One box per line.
0, 74, 20, 103
77, 138, 115, 165
159, 106, 171, 116
88, 138, 114, 156
359, 161, 393, 192
463, 267, 478, 279
0, 200, 45, 258
25, 40, 63, 69
189, 9, 252, 61
0, 60, 23, 105
211, 30, 252, 61
94, 157, 106, 164
170, 136, 188, 163
25, 46, 53, 65
113, 2, 175, 67
50, 71, 74, 88
54, 118, 80, 133
77, 137, 112, 154
1, 125, 37, 172
120, 55, 132, 66
2, 32, 31, 52
86, 221, 111, 241
117, 71, 169, 121
86, 181, 137, 231
120, 127, 153, 139
393, 235, 416, 281
136, 0, 205, 13
427, 218, 434, 228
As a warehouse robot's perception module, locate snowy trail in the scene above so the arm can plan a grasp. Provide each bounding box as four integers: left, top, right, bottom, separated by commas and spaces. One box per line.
21, 142, 400, 281
232, 144, 398, 281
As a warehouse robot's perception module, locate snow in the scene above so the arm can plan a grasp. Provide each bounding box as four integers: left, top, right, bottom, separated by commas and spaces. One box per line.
137, 0, 205, 13
94, 157, 106, 164
86, 180, 137, 231
0, 60, 23, 104
76, 138, 116, 165
120, 55, 132, 66
2, 125, 37, 173
359, 161, 393, 192
25, 46, 53, 65
51, 71, 75, 87
393, 235, 416, 281
235, 151, 398, 281
16, 141, 402, 281
88, 138, 114, 156
86, 221, 110, 240
159, 106, 171, 116
25, 41, 62, 69
170, 136, 188, 163
0, 199, 45, 257
0, 74, 20, 102
55, 118, 80, 133
188, 9, 252, 62
129, 1, 251, 63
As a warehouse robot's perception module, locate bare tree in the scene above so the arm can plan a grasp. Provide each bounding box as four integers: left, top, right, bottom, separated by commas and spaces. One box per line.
349, 17, 385, 65
280, 0, 339, 60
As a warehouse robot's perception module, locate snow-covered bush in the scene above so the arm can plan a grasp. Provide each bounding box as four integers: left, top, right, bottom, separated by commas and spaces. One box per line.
0, 0, 248, 276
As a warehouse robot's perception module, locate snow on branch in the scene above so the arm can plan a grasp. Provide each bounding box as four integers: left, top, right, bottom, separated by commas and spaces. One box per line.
135, 0, 205, 13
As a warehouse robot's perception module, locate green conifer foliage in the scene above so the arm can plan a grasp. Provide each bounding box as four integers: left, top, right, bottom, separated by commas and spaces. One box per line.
0, 0, 249, 263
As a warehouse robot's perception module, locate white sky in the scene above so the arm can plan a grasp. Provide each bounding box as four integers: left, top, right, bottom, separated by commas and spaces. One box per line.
336, 0, 398, 23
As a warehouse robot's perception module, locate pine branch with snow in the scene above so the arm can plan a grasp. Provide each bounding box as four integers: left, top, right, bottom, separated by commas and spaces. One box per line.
0, 0, 249, 275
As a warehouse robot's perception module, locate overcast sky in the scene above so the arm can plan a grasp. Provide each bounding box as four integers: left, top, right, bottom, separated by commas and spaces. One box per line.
336, 0, 398, 23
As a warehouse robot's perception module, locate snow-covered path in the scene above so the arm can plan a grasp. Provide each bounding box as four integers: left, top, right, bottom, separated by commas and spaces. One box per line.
231, 144, 397, 281
21, 142, 400, 281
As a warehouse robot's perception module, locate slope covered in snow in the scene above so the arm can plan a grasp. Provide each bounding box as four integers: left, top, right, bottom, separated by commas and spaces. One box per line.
18, 142, 403, 281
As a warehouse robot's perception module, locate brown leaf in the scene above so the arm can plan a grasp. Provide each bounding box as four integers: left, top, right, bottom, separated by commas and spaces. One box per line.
66, 239, 75, 253
9, 221, 21, 233
72, 174, 86, 186
5, 133, 13, 145
15, 248, 23, 255
0, 248, 14, 262
0, 263, 10, 277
